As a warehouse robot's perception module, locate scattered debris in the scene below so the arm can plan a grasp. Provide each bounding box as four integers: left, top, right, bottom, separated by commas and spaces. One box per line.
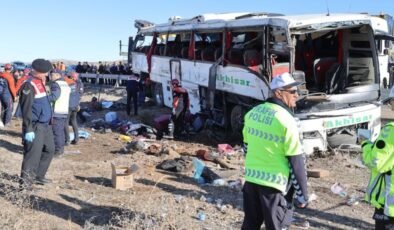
111, 163, 137, 190
105, 111, 117, 122
192, 158, 222, 184
291, 217, 310, 229
63, 150, 81, 155
217, 143, 234, 156
228, 179, 244, 191
346, 193, 363, 206
307, 169, 330, 178
308, 193, 318, 203
197, 211, 206, 221
214, 158, 236, 170
101, 101, 113, 109
331, 182, 347, 197
212, 178, 227, 186
156, 157, 191, 172
146, 143, 162, 155
118, 134, 133, 143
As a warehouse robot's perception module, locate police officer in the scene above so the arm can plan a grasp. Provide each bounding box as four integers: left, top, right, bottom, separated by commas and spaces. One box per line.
19, 58, 55, 189
362, 86, 394, 229
48, 70, 70, 155
0, 63, 17, 126
126, 74, 139, 116
242, 72, 309, 230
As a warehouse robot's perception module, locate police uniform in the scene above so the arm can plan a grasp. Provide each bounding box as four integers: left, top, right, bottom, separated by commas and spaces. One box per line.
242, 73, 308, 230
126, 75, 139, 116
19, 59, 55, 187
48, 75, 70, 154
363, 122, 394, 229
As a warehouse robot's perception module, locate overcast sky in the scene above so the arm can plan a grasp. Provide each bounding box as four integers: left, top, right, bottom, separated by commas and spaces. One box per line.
0, 0, 392, 63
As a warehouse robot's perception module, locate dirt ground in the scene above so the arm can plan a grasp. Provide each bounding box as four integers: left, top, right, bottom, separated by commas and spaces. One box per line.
0, 84, 389, 230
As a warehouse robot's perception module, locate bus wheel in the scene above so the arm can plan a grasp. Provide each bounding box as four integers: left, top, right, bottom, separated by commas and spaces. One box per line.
230, 105, 246, 134
152, 83, 164, 106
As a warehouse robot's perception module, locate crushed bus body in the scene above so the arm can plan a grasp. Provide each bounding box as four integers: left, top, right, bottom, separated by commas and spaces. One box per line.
127, 12, 383, 155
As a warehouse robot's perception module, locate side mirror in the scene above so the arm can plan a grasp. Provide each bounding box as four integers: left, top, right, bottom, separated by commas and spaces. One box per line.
293, 71, 307, 95
292, 70, 305, 84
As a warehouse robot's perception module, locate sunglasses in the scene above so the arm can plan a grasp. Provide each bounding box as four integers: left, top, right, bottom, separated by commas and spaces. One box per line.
280, 89, 298, 94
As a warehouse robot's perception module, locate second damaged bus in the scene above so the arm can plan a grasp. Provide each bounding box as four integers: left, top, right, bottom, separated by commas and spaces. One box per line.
130, 13, 383, 154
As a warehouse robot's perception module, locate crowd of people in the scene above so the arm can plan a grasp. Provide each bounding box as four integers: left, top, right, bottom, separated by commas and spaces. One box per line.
0, 58, 83, 190
74, 61, 131, 85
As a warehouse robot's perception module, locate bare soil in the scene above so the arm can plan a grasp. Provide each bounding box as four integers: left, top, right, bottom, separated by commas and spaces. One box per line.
0, 84, 382, 229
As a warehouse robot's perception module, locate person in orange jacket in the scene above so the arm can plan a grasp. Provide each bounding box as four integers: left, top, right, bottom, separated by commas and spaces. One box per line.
0, 63, 17, 126
15, 68, 31, 94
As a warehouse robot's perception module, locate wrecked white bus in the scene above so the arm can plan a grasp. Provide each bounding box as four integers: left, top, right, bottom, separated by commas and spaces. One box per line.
129, 13, 383, 154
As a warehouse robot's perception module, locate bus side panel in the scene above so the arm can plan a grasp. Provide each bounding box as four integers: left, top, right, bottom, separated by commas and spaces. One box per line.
131, 52, 149, 74
216, 65, 269, 101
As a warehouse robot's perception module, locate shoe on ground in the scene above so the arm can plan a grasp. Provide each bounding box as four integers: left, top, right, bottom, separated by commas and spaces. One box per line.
34, 178, 52, 185
64, 141, 70, 146
71, 140, 79, 145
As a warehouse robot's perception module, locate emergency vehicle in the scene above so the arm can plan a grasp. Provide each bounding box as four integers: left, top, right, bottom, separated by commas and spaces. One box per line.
126, 12, 385, 154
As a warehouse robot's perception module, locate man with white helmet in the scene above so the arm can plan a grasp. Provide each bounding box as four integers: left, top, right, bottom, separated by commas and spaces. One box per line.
363, 85, 394, 229
242, 72, 309, 230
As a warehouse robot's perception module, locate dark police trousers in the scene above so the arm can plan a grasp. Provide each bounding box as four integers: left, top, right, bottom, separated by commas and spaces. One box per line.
126, 88, 138, 116
21, 123, 55, 185
242, 181, 293, 230
52, 117, 66, 154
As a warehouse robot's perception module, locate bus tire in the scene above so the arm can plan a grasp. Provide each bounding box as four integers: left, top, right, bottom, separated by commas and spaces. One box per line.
230, 105, 246, 134
152, 83, 164, 106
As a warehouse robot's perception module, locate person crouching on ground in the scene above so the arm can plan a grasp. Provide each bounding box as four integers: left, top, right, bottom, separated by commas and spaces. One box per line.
19, 58, 55, 189
362, 85, 394, 230
48, 70, 70, 155
242, 72, 309, 230
64, 71, 83, 145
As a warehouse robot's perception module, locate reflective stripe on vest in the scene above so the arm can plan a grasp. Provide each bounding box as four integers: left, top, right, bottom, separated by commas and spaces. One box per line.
245, 168, 288, 186
53, 80, 70, 115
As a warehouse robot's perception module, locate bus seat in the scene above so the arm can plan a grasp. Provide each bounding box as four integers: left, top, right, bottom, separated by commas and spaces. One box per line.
243, 49, 261, 66
201, 47, 215, 62
313, 57, 337, 88
154, 45, 163, 55
228, 48, 244, 65
181, 47, 189, 59
272, 63, 289, 77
